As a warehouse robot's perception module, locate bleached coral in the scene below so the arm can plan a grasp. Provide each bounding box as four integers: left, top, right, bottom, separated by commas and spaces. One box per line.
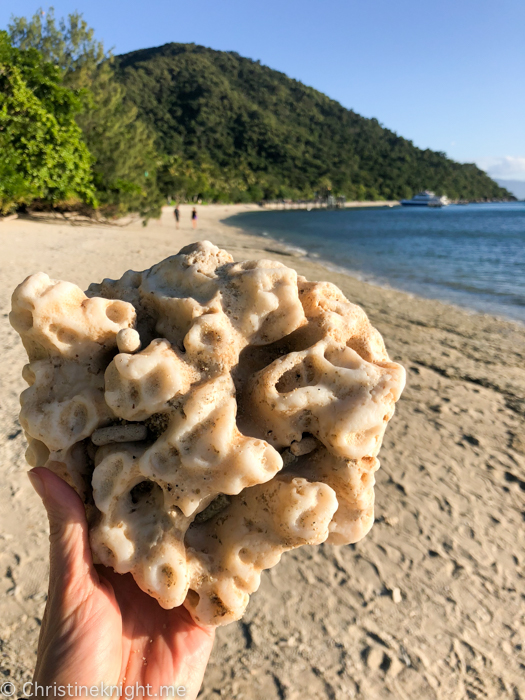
10, 241, 405, 626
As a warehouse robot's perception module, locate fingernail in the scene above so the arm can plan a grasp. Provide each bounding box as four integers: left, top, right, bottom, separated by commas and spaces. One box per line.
28, 470, 46, 500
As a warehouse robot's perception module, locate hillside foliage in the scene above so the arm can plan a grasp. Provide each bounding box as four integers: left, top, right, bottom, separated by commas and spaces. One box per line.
2, 11, 512, 215
8, 9, 163, 218
0, 30, 95, 215
115, 43, 512, 203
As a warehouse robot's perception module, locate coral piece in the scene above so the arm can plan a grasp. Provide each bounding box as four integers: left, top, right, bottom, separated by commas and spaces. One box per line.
10, 241, 405, 626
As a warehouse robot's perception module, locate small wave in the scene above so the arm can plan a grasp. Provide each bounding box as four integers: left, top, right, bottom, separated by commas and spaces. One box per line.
276, 240, 309, 257
223, 205, 525, 325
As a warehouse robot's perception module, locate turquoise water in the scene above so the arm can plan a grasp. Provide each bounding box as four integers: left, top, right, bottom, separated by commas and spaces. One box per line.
225, 202, 525, 324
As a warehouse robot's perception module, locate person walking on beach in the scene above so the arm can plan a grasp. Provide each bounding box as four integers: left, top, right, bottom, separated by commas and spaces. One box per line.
174, 204, 180, 229
191, 207, 197, 230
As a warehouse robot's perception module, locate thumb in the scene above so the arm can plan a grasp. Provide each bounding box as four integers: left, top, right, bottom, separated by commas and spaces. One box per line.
28, 467, 97, 594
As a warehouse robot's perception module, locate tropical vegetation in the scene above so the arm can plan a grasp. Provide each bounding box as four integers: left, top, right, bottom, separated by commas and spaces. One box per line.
0, 10, 512, 217
7, 9, 163, 218
0, 29, 95, 215
115, 43, 513, 203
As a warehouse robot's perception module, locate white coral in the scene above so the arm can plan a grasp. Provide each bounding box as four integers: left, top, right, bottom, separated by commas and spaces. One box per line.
10, 241, 405, 626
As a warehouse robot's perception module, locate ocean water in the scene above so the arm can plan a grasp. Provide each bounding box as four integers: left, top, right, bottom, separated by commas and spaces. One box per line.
226, 202, 525, 324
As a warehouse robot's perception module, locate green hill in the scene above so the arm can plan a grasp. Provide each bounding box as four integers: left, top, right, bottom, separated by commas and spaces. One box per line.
114, 43, 512, 203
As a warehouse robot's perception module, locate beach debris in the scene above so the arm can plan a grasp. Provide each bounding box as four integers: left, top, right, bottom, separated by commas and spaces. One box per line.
364, 646, 385, 671
10, 240, 405, 626
290, 435, 318, 456
91, 423, 148, 446
391, 587, 402, 604
116, 328, 141, 354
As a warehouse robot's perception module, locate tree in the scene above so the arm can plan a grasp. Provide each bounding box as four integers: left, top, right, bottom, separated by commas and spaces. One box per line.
9, 8, 164, 219
0, 31, 96, 215
8, 7, 105, 81
74, 55, 162, 218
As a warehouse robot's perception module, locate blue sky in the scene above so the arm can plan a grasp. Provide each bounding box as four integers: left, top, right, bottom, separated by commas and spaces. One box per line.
2, 0, 524, 180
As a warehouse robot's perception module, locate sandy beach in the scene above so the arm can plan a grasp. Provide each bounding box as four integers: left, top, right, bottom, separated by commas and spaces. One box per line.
1, 203, 524, 699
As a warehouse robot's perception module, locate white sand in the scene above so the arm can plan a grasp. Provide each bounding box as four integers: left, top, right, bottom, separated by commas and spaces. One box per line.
1, 204, 524, 699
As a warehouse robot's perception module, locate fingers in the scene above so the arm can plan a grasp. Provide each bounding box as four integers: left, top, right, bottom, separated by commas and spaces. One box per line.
165, 607, 215, 700
28, 467, 98, 596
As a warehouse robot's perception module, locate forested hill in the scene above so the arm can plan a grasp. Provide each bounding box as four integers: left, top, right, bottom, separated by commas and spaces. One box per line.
114, 43, 511, 202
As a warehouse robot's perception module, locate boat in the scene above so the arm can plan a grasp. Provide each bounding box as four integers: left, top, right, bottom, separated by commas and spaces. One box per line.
400, 190, 449, 207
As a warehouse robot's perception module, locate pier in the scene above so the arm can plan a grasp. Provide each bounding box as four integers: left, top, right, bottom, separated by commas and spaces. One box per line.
260, 198, 399, 210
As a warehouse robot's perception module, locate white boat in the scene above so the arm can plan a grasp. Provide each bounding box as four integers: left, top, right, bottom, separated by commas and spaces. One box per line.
400, 190, 449, 207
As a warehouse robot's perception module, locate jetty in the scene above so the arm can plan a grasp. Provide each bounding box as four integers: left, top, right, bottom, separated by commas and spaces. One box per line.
261, 198, 399, 211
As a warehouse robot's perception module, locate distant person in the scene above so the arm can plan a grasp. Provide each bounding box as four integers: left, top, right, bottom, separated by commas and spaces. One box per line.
191, 207, 197, 229
174, 204, 180, 229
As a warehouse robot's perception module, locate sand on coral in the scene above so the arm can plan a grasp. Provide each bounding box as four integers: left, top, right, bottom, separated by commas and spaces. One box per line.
1, 204, 524, 699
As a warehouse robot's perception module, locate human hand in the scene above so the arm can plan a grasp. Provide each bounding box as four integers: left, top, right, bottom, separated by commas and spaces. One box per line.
28, 467, 215, 699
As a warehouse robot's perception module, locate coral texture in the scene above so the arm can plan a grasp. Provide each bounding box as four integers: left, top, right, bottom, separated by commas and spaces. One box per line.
10, 241, 405, 626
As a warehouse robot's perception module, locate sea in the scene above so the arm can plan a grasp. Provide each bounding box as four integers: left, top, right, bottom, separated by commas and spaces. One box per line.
226, 202, 525, 324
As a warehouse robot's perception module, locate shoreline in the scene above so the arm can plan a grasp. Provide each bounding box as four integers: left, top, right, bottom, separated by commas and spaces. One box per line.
220, 204, 525, 330
1, 204, 525, 698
